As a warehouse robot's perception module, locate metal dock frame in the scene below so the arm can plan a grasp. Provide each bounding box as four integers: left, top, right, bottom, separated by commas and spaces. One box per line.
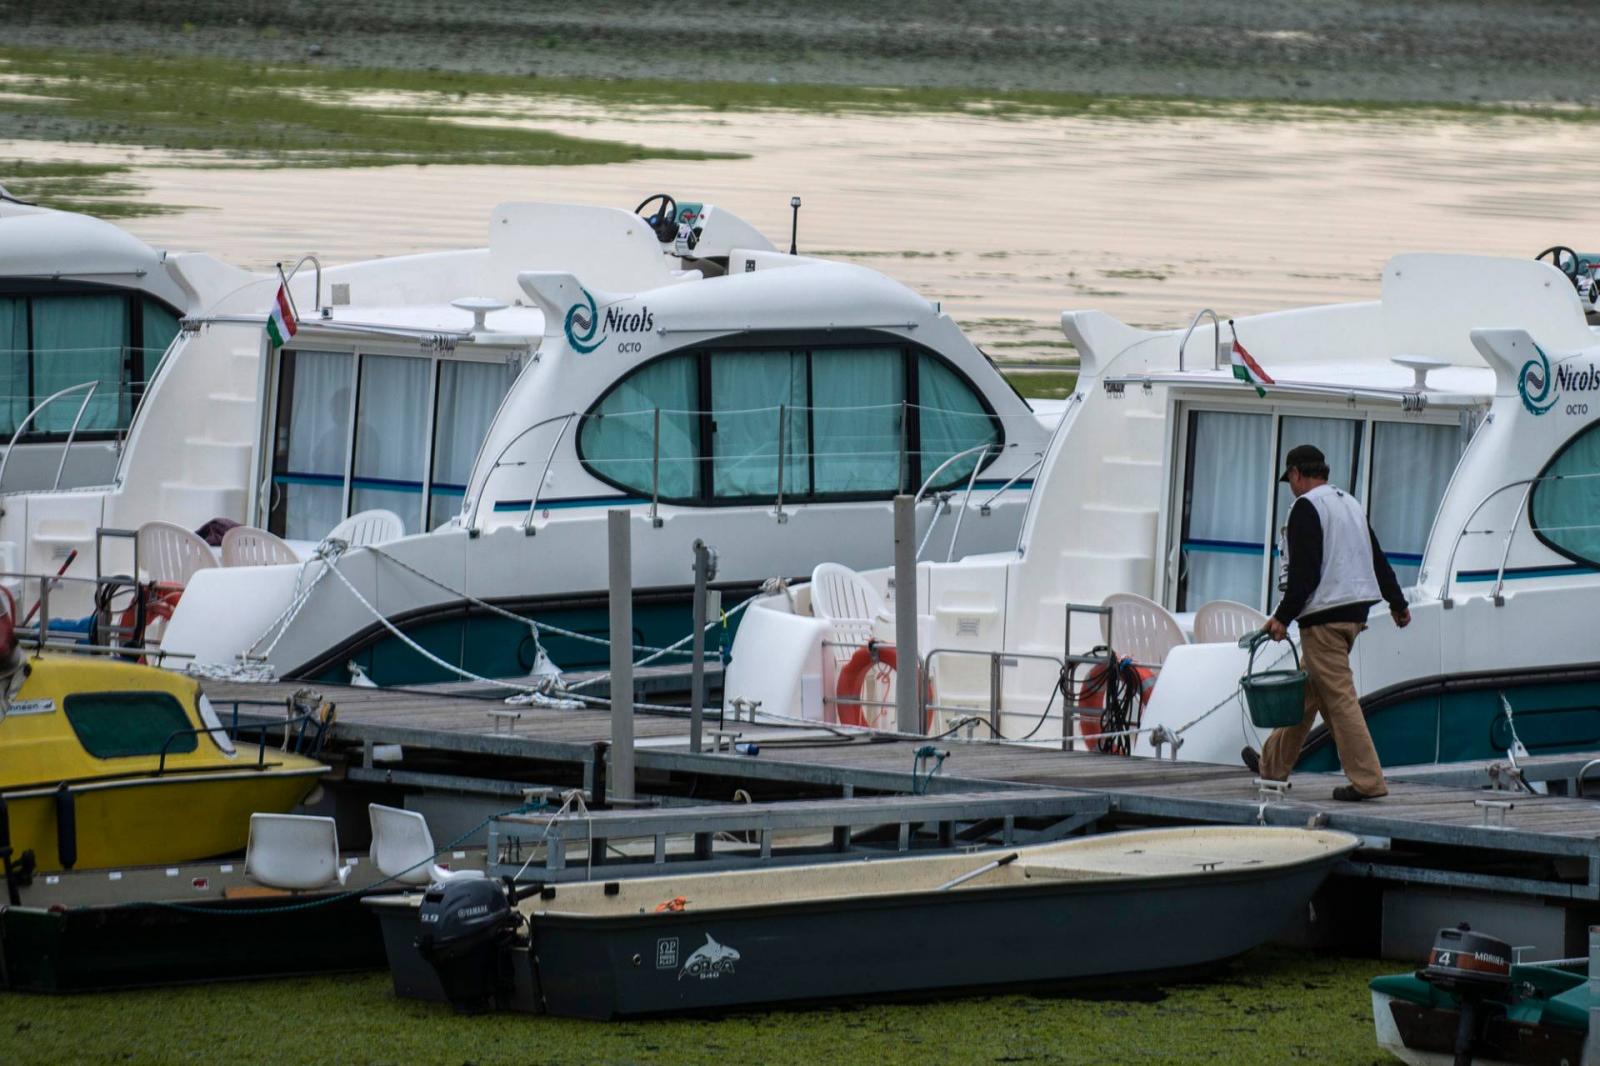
486, 790, 1111, 882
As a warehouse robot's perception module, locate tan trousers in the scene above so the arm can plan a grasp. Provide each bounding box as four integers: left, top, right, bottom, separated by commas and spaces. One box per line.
1259, 622, 1387, 796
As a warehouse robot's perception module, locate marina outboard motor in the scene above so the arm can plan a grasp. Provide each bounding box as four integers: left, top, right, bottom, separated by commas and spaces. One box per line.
415, 878, 521, 1014
1416, 923, 1513, 1066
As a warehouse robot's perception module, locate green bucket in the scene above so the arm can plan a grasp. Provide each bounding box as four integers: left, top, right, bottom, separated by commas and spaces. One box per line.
1237, 631, 1307, 729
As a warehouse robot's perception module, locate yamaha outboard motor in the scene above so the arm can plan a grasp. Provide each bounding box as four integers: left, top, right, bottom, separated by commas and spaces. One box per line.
415, 878, 521, 1014
1417, 923, 1513, 1066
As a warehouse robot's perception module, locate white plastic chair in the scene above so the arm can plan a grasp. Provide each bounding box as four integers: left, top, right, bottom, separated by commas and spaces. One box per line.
220, 525, 299, 567
245, 813, 351, 890
136, 521, 217, 587
810, 563, 890, 667
1099, 592, 1190, 668
1193, 599, 1270, 645
327, 509, 405, 548
368, 804, 480, 886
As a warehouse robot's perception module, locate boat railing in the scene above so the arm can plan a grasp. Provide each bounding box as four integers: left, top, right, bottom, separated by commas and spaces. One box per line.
1438, 469, 1600, 607
0, 568, 198, 663
279, 254, 324, 318
154, 709, 325, 775
463, 412, 577, 533
0, 379, 102, 497
1176, 308, 1224, 372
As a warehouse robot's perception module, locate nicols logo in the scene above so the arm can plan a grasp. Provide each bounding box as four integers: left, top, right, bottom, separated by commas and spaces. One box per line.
1519, 343, 1600, 416
562, 287, 655, 355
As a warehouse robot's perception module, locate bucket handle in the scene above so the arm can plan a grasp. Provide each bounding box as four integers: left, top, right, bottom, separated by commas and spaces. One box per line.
1239, 628, 1299, 676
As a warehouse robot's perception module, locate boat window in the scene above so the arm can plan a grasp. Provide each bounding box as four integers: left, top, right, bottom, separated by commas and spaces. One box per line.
916, 353, 999, 489
1368, 422, 1461, 586
1177, 410, 1272, 611
1268, 416, 1364, 611
810, 348, 906, 494
270, 349, 354, 541
352, 354, 432, 534
64, 691, 198, 759
712, 350, 811, 498
0, 288, 180, 440
430, 360, 513, 530
578, 354, 701, 499
1530, 419, 1600, 567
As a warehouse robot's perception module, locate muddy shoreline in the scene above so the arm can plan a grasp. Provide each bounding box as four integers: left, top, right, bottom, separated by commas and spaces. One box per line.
3, 0, 1597, 107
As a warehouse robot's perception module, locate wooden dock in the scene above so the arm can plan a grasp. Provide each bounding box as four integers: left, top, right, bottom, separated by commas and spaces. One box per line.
210, 679, 1600, 905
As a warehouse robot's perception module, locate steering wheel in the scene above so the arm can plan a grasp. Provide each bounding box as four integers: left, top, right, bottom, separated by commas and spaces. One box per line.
1535, 245, 1581, 279
634, 194, 680, 243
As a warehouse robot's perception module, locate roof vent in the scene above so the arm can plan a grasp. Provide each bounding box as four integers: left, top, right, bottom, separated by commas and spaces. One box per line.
1392, 356, 1450, 391
452, 297, 508, 333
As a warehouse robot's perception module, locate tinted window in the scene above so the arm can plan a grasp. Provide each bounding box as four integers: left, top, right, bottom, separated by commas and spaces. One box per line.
65, 691, 198, 759
916, 352, 997, 488
578, 354, 701, 499
1530, 420, 1600, 566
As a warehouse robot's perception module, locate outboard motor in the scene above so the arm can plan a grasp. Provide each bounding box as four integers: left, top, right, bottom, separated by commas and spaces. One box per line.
1416, 923, 1513, 1066
415, 878, 521, 1014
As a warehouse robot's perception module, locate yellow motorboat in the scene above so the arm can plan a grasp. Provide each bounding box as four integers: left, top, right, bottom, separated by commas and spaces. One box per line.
0, 654, 326, 872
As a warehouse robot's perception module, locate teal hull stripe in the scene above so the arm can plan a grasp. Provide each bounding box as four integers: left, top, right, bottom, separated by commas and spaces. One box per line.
1183, 538, 1263, 556
494, 481, 1035, 514
1457, 562, 1597, 583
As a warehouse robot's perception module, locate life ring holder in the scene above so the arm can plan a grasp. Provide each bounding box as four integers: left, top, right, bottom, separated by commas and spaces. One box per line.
835, 640, 934, 732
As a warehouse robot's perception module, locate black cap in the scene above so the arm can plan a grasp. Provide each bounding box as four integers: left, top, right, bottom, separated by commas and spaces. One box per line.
1279, 444, 1325, 483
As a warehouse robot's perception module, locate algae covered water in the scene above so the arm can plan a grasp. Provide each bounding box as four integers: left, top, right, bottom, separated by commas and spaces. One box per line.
0, 946, 1386, 1065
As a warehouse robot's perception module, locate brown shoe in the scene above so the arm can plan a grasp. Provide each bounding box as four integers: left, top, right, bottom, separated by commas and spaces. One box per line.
1331, 785, 1383, 802
1241, 746, 1260, 774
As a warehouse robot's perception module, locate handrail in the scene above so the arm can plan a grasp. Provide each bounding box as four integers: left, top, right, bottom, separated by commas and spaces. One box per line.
464, 411, 577, 529
945, 444, 999, 562
0, 379, 100, 495
155, 711, 324, 775
975, 454, 1043, 515
913, 442, 1001, 562
281, 254, 323, 317
1436, 468, 1600, 604
914, 442, 1002, 504
1177, 308, 1222, 372
523, 412, 576, 535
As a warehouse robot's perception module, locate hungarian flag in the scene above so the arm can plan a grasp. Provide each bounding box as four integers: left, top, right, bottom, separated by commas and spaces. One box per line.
266, 284, 297, 349
1229, 323, 1273, 398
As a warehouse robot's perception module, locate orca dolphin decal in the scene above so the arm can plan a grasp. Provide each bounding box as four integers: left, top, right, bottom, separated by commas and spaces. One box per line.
678, 933, 741, 980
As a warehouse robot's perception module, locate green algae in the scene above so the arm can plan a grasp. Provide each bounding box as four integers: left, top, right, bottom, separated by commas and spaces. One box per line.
0, 947, 1388, 1065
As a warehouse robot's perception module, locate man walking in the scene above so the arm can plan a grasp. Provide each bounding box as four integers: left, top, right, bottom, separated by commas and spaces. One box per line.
1241, 445, 1411, 801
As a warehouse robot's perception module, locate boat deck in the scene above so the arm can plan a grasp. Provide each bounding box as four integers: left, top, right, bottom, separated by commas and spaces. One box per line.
209, 679, 1600, 902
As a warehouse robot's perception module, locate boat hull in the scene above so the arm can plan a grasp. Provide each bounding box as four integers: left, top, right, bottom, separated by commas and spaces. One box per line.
529, 856, 1340, 1019
3, 748, 323, 871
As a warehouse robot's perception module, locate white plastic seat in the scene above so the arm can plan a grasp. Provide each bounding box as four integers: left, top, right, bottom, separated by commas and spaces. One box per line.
368, 804, 482, 886
1193, 599, 1270, 645
1099, 592, 1190, 668
136, 520, 218, 587
810, 563, 890, 667
245, 813, 351, 891
327, 509, 405, 548
220, 525, 300, 567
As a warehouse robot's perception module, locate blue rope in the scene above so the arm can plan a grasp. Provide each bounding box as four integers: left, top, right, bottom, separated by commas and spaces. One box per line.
911, 744, 949, 796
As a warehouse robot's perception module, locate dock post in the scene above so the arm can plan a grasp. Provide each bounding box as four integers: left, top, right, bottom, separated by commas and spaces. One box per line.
690, 539, 714, 754
608, 510, 635, 802
1587, 925, 1600, 1066
894, 494, 921, 735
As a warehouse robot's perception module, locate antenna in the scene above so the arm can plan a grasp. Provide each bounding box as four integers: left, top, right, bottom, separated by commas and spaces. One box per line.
789, 196, 802, 255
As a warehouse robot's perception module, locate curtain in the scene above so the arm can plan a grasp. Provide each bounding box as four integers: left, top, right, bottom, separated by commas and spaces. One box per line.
578, 354, 700, 499
280, 349, 353, 541
1181, 410, 1271, 610
352, 354, 430, 534
430, 359, 511, 529
711, 350, 808, 498
1369, 422, 1460, 586
30, 293, 125, 432
1531, 422, 1600, 565
0, 297, 26, 435
811, 348, 904, 494
915, 353, 995, 488
140, 297, 182, 396
1269, 416, 1363, 610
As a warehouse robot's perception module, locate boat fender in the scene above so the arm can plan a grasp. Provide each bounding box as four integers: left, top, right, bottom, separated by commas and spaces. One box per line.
54, 783, 76, 871
835, 641, 935, 730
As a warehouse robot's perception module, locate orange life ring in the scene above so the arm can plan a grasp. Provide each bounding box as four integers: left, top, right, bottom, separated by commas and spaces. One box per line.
836, 643, 934, 732
1076, 659, 1156, 754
